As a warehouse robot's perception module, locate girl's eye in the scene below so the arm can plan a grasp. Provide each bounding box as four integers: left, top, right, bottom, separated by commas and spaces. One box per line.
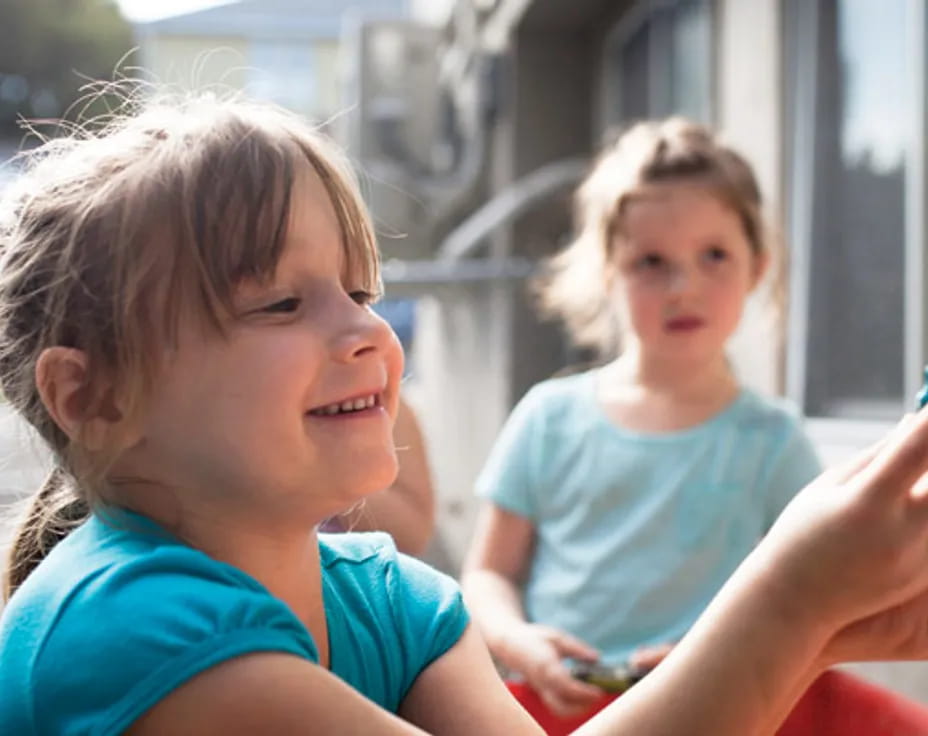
704, 246, 728, 263
349, 290, 376, 306
635, 253, 665, 270
262, 297, 301, 314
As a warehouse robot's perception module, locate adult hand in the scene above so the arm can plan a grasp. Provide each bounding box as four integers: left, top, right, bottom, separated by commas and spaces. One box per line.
755, 410, 928, 644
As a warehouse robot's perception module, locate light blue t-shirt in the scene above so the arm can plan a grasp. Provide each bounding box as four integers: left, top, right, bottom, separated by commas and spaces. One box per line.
476, 370, 821, 665
0, 510, 468, 735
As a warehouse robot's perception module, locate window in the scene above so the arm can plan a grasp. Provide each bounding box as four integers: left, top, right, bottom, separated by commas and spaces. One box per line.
784, 0, 923, 422
601, 0, 713, 128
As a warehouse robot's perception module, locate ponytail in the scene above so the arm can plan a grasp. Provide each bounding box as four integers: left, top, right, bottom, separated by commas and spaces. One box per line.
4, 468, 89, 601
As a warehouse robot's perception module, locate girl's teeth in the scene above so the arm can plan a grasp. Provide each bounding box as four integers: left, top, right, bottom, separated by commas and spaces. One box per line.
312, 395, 377, 415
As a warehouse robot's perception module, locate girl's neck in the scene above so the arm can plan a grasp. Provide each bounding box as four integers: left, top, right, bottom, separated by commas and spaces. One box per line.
610, 343, 737, 398
597, 346, 740, 433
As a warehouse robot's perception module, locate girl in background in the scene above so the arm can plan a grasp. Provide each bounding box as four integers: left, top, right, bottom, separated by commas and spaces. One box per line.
463, 119, 821, 717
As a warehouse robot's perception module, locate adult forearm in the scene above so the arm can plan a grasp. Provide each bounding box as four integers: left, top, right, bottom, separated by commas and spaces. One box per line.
575, 553, 829, 736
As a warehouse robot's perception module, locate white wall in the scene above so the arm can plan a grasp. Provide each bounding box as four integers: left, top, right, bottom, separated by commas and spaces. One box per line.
716, 0, 784, 396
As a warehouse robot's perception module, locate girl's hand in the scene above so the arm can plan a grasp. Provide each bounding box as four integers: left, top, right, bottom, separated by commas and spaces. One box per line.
755, 410, 928, 643
503, 622, 605, 717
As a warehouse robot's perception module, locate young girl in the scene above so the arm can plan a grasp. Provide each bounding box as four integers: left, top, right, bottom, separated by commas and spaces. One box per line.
2, 93, 928, 736
462, 119, 823, 717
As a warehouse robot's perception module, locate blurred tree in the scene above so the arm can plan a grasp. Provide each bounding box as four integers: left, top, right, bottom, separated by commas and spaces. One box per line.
0, 0, 134, 137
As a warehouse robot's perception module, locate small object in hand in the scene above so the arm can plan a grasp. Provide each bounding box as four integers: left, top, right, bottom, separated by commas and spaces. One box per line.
571, 661, 644, 694
918, 366, 928, 409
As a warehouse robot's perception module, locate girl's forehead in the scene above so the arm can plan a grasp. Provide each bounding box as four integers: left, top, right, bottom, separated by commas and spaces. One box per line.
620, 183, 737, 226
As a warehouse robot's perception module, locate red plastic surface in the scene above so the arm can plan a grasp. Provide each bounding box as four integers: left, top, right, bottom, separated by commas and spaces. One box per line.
507, 670, 928, 736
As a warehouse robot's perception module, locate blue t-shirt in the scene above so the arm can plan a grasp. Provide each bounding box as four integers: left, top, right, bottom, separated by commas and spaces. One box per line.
476, 370, 821, 664
0, 510, 468, 735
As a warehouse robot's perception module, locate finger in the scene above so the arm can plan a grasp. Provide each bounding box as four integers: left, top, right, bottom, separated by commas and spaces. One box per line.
538, 677, 605, 717
831, 436, 890, 483
549, 629, 600, 662
853, 407, 928, 499
832, 414, 917, 484
630, 642, 674, 671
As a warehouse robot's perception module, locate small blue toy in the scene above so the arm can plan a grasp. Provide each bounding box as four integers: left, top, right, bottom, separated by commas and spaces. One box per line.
917, 366, 928, 409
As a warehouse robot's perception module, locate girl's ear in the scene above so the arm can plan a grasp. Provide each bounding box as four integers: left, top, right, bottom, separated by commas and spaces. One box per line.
35, 347, 123, 452
750, 249, 770, 289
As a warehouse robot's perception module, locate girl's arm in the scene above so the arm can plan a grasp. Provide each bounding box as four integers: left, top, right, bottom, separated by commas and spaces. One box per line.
399, 624, 545, 734
460, 503, 534, 653
128, 652, 431, 736
461, 502, 603, 715
127, 628, 543, 736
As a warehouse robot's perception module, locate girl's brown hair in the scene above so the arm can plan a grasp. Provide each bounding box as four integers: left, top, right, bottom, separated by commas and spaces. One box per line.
535, 117, 767, 356
0, 92, 380, 599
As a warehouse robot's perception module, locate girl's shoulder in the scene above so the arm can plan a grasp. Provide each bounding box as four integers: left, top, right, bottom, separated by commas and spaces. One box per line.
319, 531, 463, 613
0, 511, 314, 734
519, 368, 598, 414
727, 388, 807, 436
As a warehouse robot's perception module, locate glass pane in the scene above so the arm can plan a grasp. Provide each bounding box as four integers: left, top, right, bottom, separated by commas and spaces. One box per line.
800, 0, 909, 419
603, 0, 712, 127
618, 21, 650, 122
670, 0, 712, 123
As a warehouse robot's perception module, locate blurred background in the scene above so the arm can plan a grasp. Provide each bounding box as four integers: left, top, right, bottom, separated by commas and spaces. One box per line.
1, 0, 926, 702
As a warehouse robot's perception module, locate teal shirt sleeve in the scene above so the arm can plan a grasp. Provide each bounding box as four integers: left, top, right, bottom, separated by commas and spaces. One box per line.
387, 547, 470, 682
474, 385, 548, 518
759, 413, 823, 527
31, 544, 316, 736
320, 533, 469, 712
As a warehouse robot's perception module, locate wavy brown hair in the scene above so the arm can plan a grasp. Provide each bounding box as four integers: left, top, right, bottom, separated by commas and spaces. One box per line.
535, 117, 769, 357
0, 92, 380, 599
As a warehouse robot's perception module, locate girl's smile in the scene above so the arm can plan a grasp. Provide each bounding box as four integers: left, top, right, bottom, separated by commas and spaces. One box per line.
307, 390, 385, 418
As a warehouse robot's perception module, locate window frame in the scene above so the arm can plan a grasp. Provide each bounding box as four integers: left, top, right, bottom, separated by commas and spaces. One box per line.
598, 0, 717, 133
783, 0, 928, 448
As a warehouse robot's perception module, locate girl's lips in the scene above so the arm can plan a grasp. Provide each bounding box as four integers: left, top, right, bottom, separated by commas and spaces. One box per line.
665, 316, 705, 331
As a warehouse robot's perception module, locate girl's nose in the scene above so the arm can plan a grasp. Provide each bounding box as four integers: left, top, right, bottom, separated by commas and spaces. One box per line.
667, 264, 697, 294
330, 306, 398, 363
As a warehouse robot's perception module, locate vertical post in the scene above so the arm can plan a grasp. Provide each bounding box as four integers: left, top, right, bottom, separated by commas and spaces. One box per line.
904, 0, 928, 404
784, 0, 818, 410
